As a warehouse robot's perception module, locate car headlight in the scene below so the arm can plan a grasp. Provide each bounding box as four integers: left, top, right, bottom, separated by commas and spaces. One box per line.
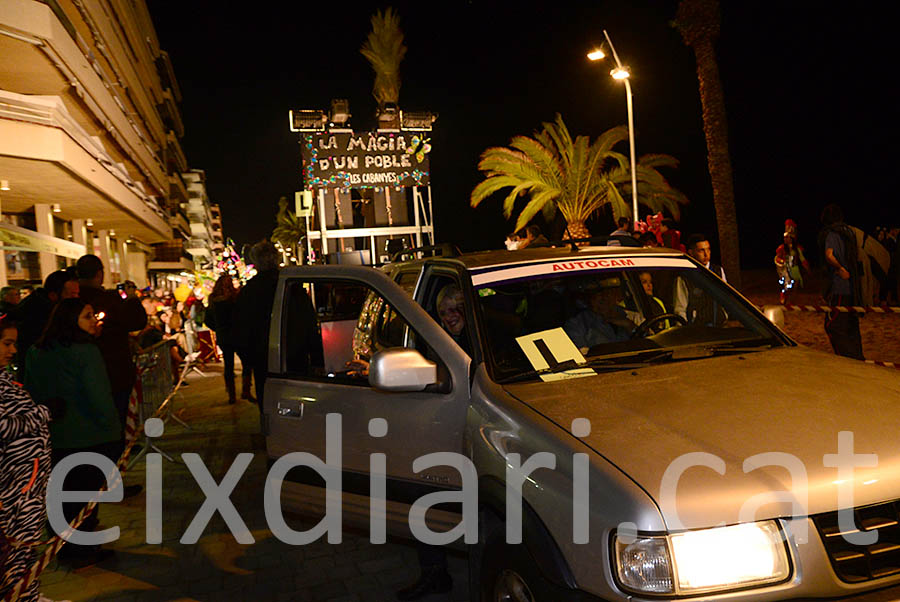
613, 521, 790, 595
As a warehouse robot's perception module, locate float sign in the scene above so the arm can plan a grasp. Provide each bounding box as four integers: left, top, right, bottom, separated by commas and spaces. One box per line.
300, 131, 431, 190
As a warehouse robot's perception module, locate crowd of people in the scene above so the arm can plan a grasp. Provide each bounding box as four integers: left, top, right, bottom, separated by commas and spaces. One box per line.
0, 240, 286, 600
0, 254, 147, 600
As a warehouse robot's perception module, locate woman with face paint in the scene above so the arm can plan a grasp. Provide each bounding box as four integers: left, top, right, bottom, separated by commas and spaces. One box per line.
0, 315, 58, 602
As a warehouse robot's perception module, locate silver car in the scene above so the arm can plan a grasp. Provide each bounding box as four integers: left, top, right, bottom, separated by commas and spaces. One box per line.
264, 245, 900, 601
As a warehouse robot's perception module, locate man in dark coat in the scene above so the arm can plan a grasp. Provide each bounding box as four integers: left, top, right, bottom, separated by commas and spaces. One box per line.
819, 203, 864, 359
76, 254, 147, 428
15, 268, 79, 372
233, 241, 281, 411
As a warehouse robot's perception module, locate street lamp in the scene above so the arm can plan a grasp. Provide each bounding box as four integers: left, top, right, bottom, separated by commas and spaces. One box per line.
588, 30, 639, 222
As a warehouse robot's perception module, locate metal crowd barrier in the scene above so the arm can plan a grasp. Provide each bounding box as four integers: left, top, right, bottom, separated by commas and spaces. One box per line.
127, 339, 179, 468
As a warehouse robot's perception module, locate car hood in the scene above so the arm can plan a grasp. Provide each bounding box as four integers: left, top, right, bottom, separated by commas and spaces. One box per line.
503, 346, 900, 530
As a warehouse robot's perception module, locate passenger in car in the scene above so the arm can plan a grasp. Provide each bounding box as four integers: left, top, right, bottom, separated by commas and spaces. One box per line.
639, 272, 670, 329
564, 279, 633, 352
435, 284, 470, 354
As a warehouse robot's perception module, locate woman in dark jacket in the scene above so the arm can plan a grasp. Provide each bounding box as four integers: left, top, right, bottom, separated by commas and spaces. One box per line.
25, 298, 120, 568
0, 316, 53, 602
205, 275, 248, 404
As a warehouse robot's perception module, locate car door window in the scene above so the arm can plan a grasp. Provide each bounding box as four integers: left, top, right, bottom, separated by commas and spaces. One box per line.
281, 278, 432, 386
419, 271, 473, 356
394, 269, 421, 295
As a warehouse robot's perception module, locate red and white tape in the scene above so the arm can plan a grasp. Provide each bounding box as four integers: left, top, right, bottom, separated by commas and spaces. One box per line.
3, 367, 185, 602
783, 303, 900, 314
866, 360, 900, 370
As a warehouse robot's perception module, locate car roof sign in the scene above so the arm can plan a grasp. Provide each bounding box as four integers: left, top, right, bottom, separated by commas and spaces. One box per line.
470, 255, 695, 287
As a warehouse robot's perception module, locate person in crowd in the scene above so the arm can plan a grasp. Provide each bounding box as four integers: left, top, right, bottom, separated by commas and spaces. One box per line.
76, 255, 147, 436
137, 314, 165, 349
0, 286, 21, 318
15, 269, 79, 373
140, 296, 158, 317
183, 289, 204, 356
684, 234, 726, 279
774, 219, 810, 304
609, 216, 632, 241
233, 240, 281, 410
25, 299, 121, 568
504, 232, 521, 251
564, 279, 633, 352
158, 306, 187, 356
621, 271, 670, 330
146, 310, 188, 383
205, 275, 244, 404
514, 224, 549, 249
435, 284, 470, 352
660, 218, 686, 252
639, 231, 660, 247
674, 234, 728, 325
0, 316, 56, 602
818, 203, 864, 359
18, 284, 34, 300
608, 216, 643, 247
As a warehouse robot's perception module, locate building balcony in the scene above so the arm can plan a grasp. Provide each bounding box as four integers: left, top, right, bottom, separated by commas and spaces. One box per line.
165, 131, 187, 175
167, 172, 188, 209
0, 0, 168, 194
0, 91, 170, 243
157, 88, 184, 139
168, 209, 190, 239
154, 51, 182, 103
149, 240, 193, 271
185, 238, 211, 257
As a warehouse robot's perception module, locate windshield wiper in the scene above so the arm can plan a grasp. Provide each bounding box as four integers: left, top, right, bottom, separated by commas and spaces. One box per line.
498, 358, 648, 384
640, 342, 775, 364
704, 341, 775, 355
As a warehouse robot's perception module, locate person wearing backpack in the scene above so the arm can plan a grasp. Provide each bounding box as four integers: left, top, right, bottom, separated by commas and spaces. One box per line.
819, 203, 864, 360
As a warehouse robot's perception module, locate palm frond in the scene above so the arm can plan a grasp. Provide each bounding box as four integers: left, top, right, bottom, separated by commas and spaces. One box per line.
471, 114, 689, 233
360, 8, 407, 105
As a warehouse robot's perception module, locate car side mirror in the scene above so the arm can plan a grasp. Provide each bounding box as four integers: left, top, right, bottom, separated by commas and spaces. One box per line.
369, 348, 437, 392
762, 304, 785, 329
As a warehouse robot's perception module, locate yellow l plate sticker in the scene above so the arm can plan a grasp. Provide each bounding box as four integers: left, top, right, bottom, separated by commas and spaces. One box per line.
515, 328, 597, 382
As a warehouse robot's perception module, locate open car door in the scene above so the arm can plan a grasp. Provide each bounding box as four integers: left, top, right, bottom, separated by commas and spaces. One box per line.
263, 266, 472, 534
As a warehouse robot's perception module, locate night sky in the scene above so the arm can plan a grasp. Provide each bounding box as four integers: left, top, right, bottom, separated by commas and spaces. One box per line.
149, 1, 898, 269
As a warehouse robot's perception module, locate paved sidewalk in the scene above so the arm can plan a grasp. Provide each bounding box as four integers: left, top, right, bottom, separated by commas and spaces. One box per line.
39, 362, 469, 602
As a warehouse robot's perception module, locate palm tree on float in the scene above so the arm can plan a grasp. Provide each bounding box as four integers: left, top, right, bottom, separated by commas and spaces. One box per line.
470, 114, 688, 239
674, 0, 741, 288
272, 196, 305, 262
360, 7, 406, 112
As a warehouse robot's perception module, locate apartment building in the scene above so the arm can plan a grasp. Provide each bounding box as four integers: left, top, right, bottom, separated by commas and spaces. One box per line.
182, 168, 216, 268
209, 203, 224, 253
0, 0, 192, 287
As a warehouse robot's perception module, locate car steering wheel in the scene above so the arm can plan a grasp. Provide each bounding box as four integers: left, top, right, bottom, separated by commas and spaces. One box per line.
631, 313, 687, 337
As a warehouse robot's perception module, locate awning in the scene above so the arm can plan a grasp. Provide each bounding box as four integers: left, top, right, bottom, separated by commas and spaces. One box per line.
0, 222, 86, 260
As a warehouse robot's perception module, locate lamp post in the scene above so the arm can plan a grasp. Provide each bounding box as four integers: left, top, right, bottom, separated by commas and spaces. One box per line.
589, 30, 639, 223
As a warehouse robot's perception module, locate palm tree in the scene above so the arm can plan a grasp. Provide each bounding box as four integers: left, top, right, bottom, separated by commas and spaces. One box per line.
470, 114, 688, 239
674, 0, 741, 288
272, 196, 305, 261
360, 8, 406, 108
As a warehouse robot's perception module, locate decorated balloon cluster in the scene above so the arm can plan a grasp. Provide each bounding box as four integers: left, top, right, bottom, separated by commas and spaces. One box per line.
214, 238, 257, 285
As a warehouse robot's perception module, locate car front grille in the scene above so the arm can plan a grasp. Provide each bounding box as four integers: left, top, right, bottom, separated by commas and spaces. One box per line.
813, 501, 900, 583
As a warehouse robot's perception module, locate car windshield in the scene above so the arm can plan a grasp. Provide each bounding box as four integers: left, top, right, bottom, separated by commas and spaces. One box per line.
471, 255, 786, 383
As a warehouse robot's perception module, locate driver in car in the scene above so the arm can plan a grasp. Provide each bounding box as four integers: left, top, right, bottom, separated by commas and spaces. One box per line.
564, 278, 634, 352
